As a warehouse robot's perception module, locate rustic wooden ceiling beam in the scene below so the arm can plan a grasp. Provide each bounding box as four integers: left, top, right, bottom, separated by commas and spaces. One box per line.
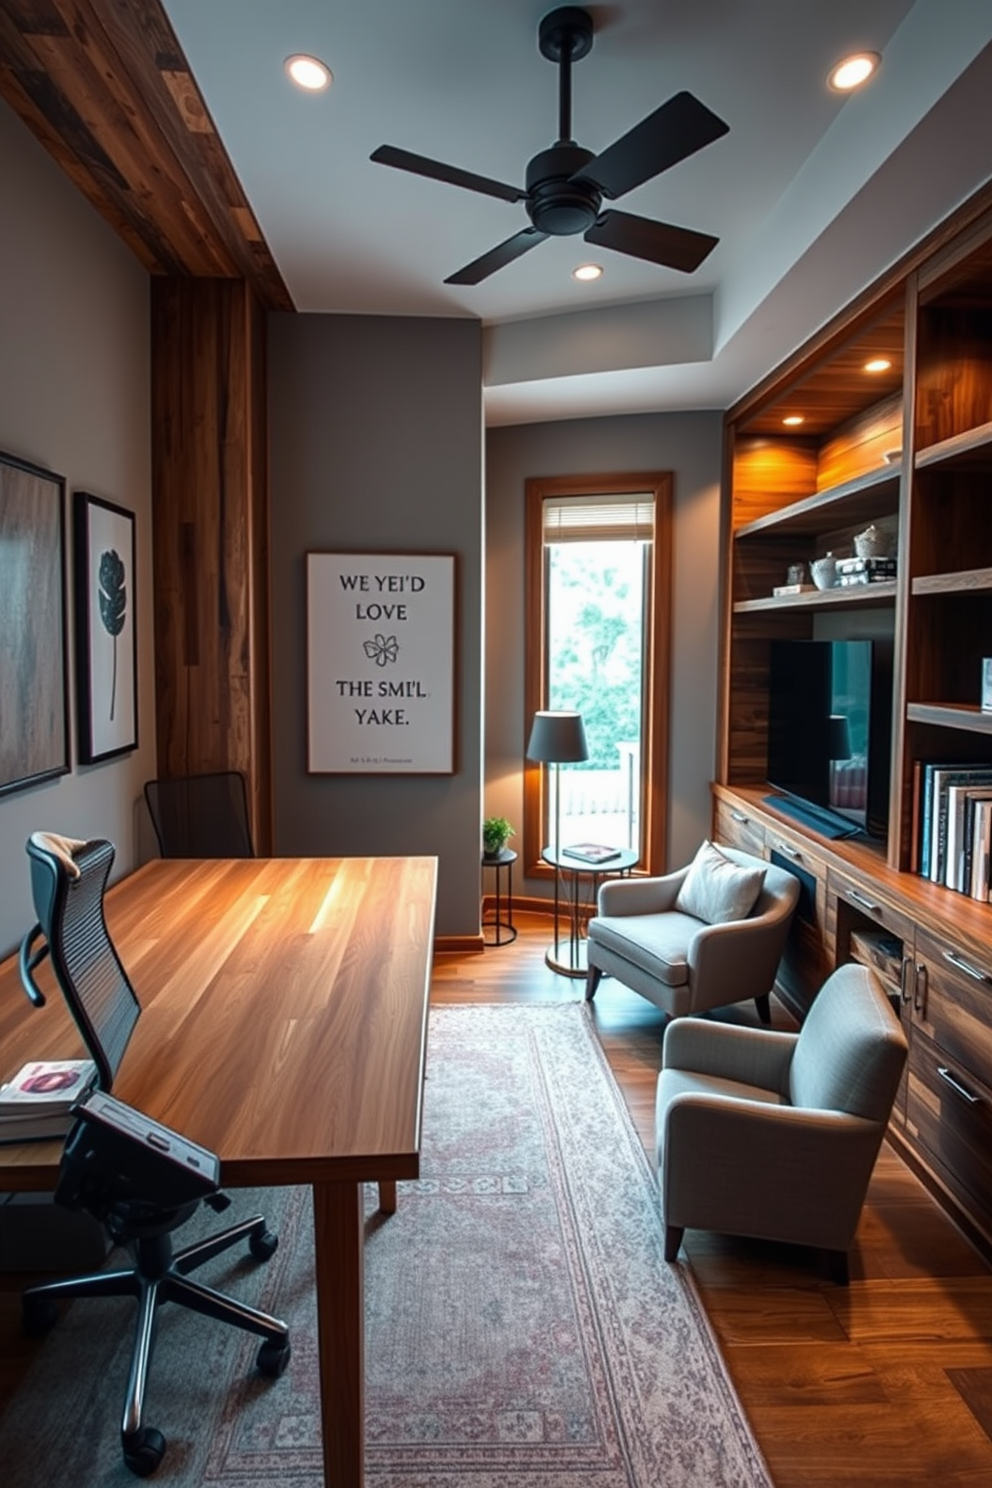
0, 0, 293, 309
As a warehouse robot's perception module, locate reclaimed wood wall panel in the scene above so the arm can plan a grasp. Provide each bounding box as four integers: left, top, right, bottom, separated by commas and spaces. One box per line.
0, 0, 292, 310
150, 277, 272, 851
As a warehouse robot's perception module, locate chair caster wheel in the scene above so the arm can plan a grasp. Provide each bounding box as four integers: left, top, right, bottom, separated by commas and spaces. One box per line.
22, 1296, 60, 1336
256, 1337, 291, 1377
250, 1227, 278, 1262
123, 1426, 166, 1477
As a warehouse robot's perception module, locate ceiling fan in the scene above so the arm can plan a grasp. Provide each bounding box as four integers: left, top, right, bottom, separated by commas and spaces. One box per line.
370, 5, 729, 286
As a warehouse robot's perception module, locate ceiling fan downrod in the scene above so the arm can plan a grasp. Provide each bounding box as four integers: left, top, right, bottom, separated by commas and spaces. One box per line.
538, 6, 594, 144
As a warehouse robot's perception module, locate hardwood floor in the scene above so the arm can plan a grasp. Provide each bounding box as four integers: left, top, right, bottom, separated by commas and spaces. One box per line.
3, 907, 992, 1485
436, 911, 992, 1487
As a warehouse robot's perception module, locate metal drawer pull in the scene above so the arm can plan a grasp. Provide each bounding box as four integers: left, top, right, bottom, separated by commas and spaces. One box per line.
730, 810, 749, 824
913, 962, 927, 1017
899, 955, 913, 1005
942, 950, 992, 984
937, 1066, 982, 1105
847, 888, 881, 914
775, 841, 801, 859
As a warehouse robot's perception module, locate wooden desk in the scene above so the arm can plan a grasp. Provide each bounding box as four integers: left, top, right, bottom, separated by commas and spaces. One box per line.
0, 855, 437, 1488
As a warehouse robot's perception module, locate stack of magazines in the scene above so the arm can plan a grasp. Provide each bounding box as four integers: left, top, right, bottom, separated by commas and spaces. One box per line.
0, 1058, 97, 1142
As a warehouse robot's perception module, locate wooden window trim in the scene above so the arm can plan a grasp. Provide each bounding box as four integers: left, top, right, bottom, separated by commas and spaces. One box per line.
523, 471, 673, 881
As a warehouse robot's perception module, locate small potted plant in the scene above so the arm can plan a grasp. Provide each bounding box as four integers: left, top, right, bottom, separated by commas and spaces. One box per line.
482, 816, 515, 859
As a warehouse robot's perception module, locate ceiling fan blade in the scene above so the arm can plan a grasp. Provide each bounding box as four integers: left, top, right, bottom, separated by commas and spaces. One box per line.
445, 227, 549, 286
574, 91, 729, 201
585, 209, 718, 273
371, 145, 525, 205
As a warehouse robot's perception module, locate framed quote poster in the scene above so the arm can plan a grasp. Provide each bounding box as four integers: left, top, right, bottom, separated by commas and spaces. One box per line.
0, 451, 70, 795
74, 491, 138, 763
307, 552, 455, 774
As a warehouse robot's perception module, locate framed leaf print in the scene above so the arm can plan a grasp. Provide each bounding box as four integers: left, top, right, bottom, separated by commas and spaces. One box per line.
0, 450, 70, 795
74, 492, 138, 763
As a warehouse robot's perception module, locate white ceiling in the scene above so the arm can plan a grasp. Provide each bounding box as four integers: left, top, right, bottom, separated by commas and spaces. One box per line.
161, 0, 992, 426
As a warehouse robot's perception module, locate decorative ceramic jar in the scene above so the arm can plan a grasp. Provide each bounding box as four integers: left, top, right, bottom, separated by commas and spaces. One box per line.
853, 524, 892, 559
810, 554, 837, 590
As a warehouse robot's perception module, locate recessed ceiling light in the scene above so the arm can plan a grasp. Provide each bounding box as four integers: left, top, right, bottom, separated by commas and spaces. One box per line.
864, 357, 892, 373
782, 415, 805, 427
828, 52, 880, 92
285, 54, 332, 92
572, 263, 603, 282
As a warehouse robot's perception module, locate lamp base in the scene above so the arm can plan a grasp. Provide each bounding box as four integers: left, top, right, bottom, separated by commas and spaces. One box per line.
544, 939, 588, 979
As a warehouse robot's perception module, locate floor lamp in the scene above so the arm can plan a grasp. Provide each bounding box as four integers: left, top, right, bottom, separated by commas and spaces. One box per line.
526, 709, 589, 976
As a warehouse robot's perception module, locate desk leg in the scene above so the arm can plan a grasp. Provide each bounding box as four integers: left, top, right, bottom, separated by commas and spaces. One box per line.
377, 1179, 397, 1214
313, 1181, 365, 1487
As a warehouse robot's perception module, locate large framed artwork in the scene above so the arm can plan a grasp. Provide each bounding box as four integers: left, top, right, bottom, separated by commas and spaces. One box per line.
0, 451, 70, 797
74, 492, 138, 763
307, 551, 455, 774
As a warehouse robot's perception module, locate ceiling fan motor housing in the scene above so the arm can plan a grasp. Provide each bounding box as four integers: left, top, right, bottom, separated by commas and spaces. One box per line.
525, 143, 600, 235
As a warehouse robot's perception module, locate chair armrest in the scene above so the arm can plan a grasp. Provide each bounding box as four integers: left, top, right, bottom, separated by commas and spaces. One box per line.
597, 868, 687, 917
659, 1096, 884, 1250
685, 905, 794, 1010
662, 1018, 796, 1094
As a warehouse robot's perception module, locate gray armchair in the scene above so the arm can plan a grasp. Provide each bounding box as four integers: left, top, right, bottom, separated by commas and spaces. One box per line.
585, 844, 800, 1023
655, 963, 908, 1279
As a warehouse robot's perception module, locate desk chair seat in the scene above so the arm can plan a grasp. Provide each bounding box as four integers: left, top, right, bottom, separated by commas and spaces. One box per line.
18, 834, 289, 1478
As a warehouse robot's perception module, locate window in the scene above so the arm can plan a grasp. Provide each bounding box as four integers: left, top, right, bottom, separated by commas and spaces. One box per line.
524, 472, 672, 877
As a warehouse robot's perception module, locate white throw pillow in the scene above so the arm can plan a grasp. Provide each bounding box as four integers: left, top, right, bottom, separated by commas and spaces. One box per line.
674, 840, 766, 925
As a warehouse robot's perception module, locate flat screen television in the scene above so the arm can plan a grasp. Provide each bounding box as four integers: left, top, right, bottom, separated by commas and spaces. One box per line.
766, 638, 893, 840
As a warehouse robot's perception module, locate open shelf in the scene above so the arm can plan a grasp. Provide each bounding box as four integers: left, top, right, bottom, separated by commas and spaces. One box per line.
734, 463, 900, 540
915, 419, 992, 471
906, 702, 992, 735
912, 567, 992, 597
734, 580, 898, 614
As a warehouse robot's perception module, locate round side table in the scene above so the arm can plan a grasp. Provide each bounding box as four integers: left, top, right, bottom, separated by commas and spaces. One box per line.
541, 846, 639, 976
482, 848, 517, 946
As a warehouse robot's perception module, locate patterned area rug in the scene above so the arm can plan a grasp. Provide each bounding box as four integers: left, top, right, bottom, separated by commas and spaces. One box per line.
0, 1003, 770, 1486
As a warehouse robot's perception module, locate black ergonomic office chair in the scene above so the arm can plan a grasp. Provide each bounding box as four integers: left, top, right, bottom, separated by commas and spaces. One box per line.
18, 834, 289, 1478
143, 771, 254, 858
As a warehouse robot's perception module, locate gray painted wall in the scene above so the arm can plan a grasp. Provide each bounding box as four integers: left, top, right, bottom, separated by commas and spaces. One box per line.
485, 411, 723, 893
268, 313, 484, 938
0, 103, 155, 959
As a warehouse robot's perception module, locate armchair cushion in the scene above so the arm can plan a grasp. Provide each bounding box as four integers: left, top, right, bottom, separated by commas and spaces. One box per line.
673, 839, 766, 925
585, 909, 700, 987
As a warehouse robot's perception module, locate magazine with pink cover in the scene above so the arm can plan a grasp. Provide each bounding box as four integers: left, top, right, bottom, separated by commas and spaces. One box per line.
0, 1059, 97, 1114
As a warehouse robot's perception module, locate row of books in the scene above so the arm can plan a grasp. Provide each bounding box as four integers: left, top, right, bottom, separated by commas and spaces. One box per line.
913, 762, 992, 899
0, 1058, 96, 1143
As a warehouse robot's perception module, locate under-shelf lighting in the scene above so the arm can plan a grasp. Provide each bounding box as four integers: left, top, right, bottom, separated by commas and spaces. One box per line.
782, 415, 805, 427
285, 54, 332, 91
864, 357, 892, 374
828, 52, 880, 92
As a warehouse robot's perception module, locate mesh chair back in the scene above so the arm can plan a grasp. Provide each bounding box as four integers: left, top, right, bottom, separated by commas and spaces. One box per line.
21, 838, 140, 1091
144, 772, 254, 858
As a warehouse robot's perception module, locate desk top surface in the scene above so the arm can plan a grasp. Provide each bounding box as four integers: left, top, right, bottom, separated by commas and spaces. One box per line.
0, 855, 437, 1190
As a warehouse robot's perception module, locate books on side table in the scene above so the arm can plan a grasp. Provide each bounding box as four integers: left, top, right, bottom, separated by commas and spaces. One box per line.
561, 843, 623, 865
0, 1058, 98, 1143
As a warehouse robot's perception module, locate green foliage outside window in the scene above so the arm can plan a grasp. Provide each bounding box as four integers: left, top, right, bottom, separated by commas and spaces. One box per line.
547, 542, 645, 770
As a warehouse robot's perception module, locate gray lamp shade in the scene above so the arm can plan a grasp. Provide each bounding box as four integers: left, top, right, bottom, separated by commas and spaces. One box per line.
526, 710, 589, 764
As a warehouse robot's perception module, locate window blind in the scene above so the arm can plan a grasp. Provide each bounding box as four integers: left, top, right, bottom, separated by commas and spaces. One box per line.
542, 492, 655, 543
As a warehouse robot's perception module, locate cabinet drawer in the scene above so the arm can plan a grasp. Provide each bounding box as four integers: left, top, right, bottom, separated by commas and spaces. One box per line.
713, 798, 765, 858
906, 1025, 992, 1232
912, 927, 992, 1090
828, 866, 916, 947
763, 828, 827, 920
